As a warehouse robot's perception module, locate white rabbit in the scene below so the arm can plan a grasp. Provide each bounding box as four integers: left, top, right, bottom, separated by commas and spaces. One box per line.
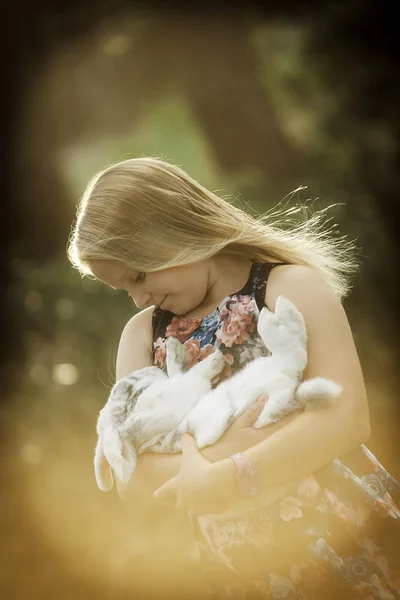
95, 295, 341, 493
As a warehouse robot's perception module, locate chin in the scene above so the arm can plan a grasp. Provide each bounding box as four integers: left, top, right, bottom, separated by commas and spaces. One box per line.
161, 302, 175, 313
159, 299, 169, 311
168, 304, 184, 315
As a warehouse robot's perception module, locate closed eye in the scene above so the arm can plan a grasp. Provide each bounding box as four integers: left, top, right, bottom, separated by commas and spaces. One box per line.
128, 272, 146, 285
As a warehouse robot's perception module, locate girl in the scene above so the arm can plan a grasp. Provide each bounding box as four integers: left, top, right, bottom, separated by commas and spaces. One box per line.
68, 157, 400, 599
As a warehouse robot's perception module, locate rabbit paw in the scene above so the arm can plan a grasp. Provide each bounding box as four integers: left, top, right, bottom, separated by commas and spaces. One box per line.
193, 350, 227, 380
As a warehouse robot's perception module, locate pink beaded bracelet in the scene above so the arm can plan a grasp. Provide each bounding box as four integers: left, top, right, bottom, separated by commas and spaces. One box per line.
230, 452, 259, 498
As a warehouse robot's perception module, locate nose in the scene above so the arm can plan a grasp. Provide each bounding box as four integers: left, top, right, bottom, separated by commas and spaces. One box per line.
129, 292, 153, 309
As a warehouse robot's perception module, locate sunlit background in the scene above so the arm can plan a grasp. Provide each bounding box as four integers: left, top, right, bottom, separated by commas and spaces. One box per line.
2, 3, 399, 599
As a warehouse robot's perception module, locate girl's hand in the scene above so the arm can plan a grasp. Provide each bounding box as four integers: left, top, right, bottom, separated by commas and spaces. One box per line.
152, 395, 304, 515
116, 396, 271, 503
153, 434, 237, 515
217, 394, 270, 455
208, 395, 303, 460
119, 395, 303, 507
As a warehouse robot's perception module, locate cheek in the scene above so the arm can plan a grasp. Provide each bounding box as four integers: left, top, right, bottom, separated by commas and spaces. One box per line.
155, 272, 202, 298
157, 277, 183, 294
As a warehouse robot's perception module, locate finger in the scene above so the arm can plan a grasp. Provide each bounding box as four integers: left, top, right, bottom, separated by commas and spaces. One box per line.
233, 395, 269, 429
181, 433, 199, 457
153, 476, 178, 501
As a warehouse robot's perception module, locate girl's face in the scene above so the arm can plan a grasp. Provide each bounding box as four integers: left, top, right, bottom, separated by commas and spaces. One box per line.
87, 259, 213, 316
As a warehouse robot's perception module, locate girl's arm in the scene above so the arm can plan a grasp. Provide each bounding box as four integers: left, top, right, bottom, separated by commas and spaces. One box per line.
191, 265, 371, 510
114, 300, 302, 502
116, 406, 302, 501
116, 265, 370, 506
243, 265, 371, 483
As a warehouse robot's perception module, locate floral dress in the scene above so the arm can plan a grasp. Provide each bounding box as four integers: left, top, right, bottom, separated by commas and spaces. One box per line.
151, 262, 400, 599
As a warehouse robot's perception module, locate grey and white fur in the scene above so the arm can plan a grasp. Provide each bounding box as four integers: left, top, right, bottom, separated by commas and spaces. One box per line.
95, 295, 341, 492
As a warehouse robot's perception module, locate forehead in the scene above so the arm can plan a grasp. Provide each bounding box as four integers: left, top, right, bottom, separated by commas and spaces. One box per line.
87, 260, 133, 287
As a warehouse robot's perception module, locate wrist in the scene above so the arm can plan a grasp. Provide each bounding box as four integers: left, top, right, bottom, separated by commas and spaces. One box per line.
209, 458, 239, 510
229, 452, 260, 498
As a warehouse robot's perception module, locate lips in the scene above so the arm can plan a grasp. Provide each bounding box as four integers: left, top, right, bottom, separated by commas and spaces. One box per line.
156, 295, 167, 309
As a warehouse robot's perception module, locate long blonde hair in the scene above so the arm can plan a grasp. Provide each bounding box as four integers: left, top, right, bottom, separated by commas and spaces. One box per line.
67, 157, 359, 299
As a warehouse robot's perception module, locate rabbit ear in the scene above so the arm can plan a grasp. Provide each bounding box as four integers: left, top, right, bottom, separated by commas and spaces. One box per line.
166, 337, 190, 377
115, 438, 137, 485
94, 438, 114, 492
102, 426, 137, 486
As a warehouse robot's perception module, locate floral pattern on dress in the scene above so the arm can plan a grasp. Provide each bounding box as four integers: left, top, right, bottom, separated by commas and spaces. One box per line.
216, 296, 259, 347
152, 262, 400, 599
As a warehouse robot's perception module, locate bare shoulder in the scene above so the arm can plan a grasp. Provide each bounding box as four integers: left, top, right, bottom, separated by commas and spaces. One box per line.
264, 263, 355, 374
264, 264, 344, 319
122, 305, 155, 336
263, 264, 370, 443
116, 306, 156, 380
263, 264, 368, 410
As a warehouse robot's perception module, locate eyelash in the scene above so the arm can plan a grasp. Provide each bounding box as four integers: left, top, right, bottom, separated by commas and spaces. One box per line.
134, 272, 145, 284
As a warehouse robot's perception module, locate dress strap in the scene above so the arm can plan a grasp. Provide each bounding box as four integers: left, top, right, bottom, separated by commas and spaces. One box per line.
254, 262, 290, 311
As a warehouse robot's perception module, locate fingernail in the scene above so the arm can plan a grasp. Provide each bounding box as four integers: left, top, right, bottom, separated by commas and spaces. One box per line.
258, 395, 267, 403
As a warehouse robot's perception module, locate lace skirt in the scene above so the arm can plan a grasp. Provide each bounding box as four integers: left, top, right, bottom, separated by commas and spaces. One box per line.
191, 444, 400, 599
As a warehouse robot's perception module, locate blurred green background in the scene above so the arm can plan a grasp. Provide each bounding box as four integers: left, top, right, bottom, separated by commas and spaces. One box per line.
2, 4, 399, 599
